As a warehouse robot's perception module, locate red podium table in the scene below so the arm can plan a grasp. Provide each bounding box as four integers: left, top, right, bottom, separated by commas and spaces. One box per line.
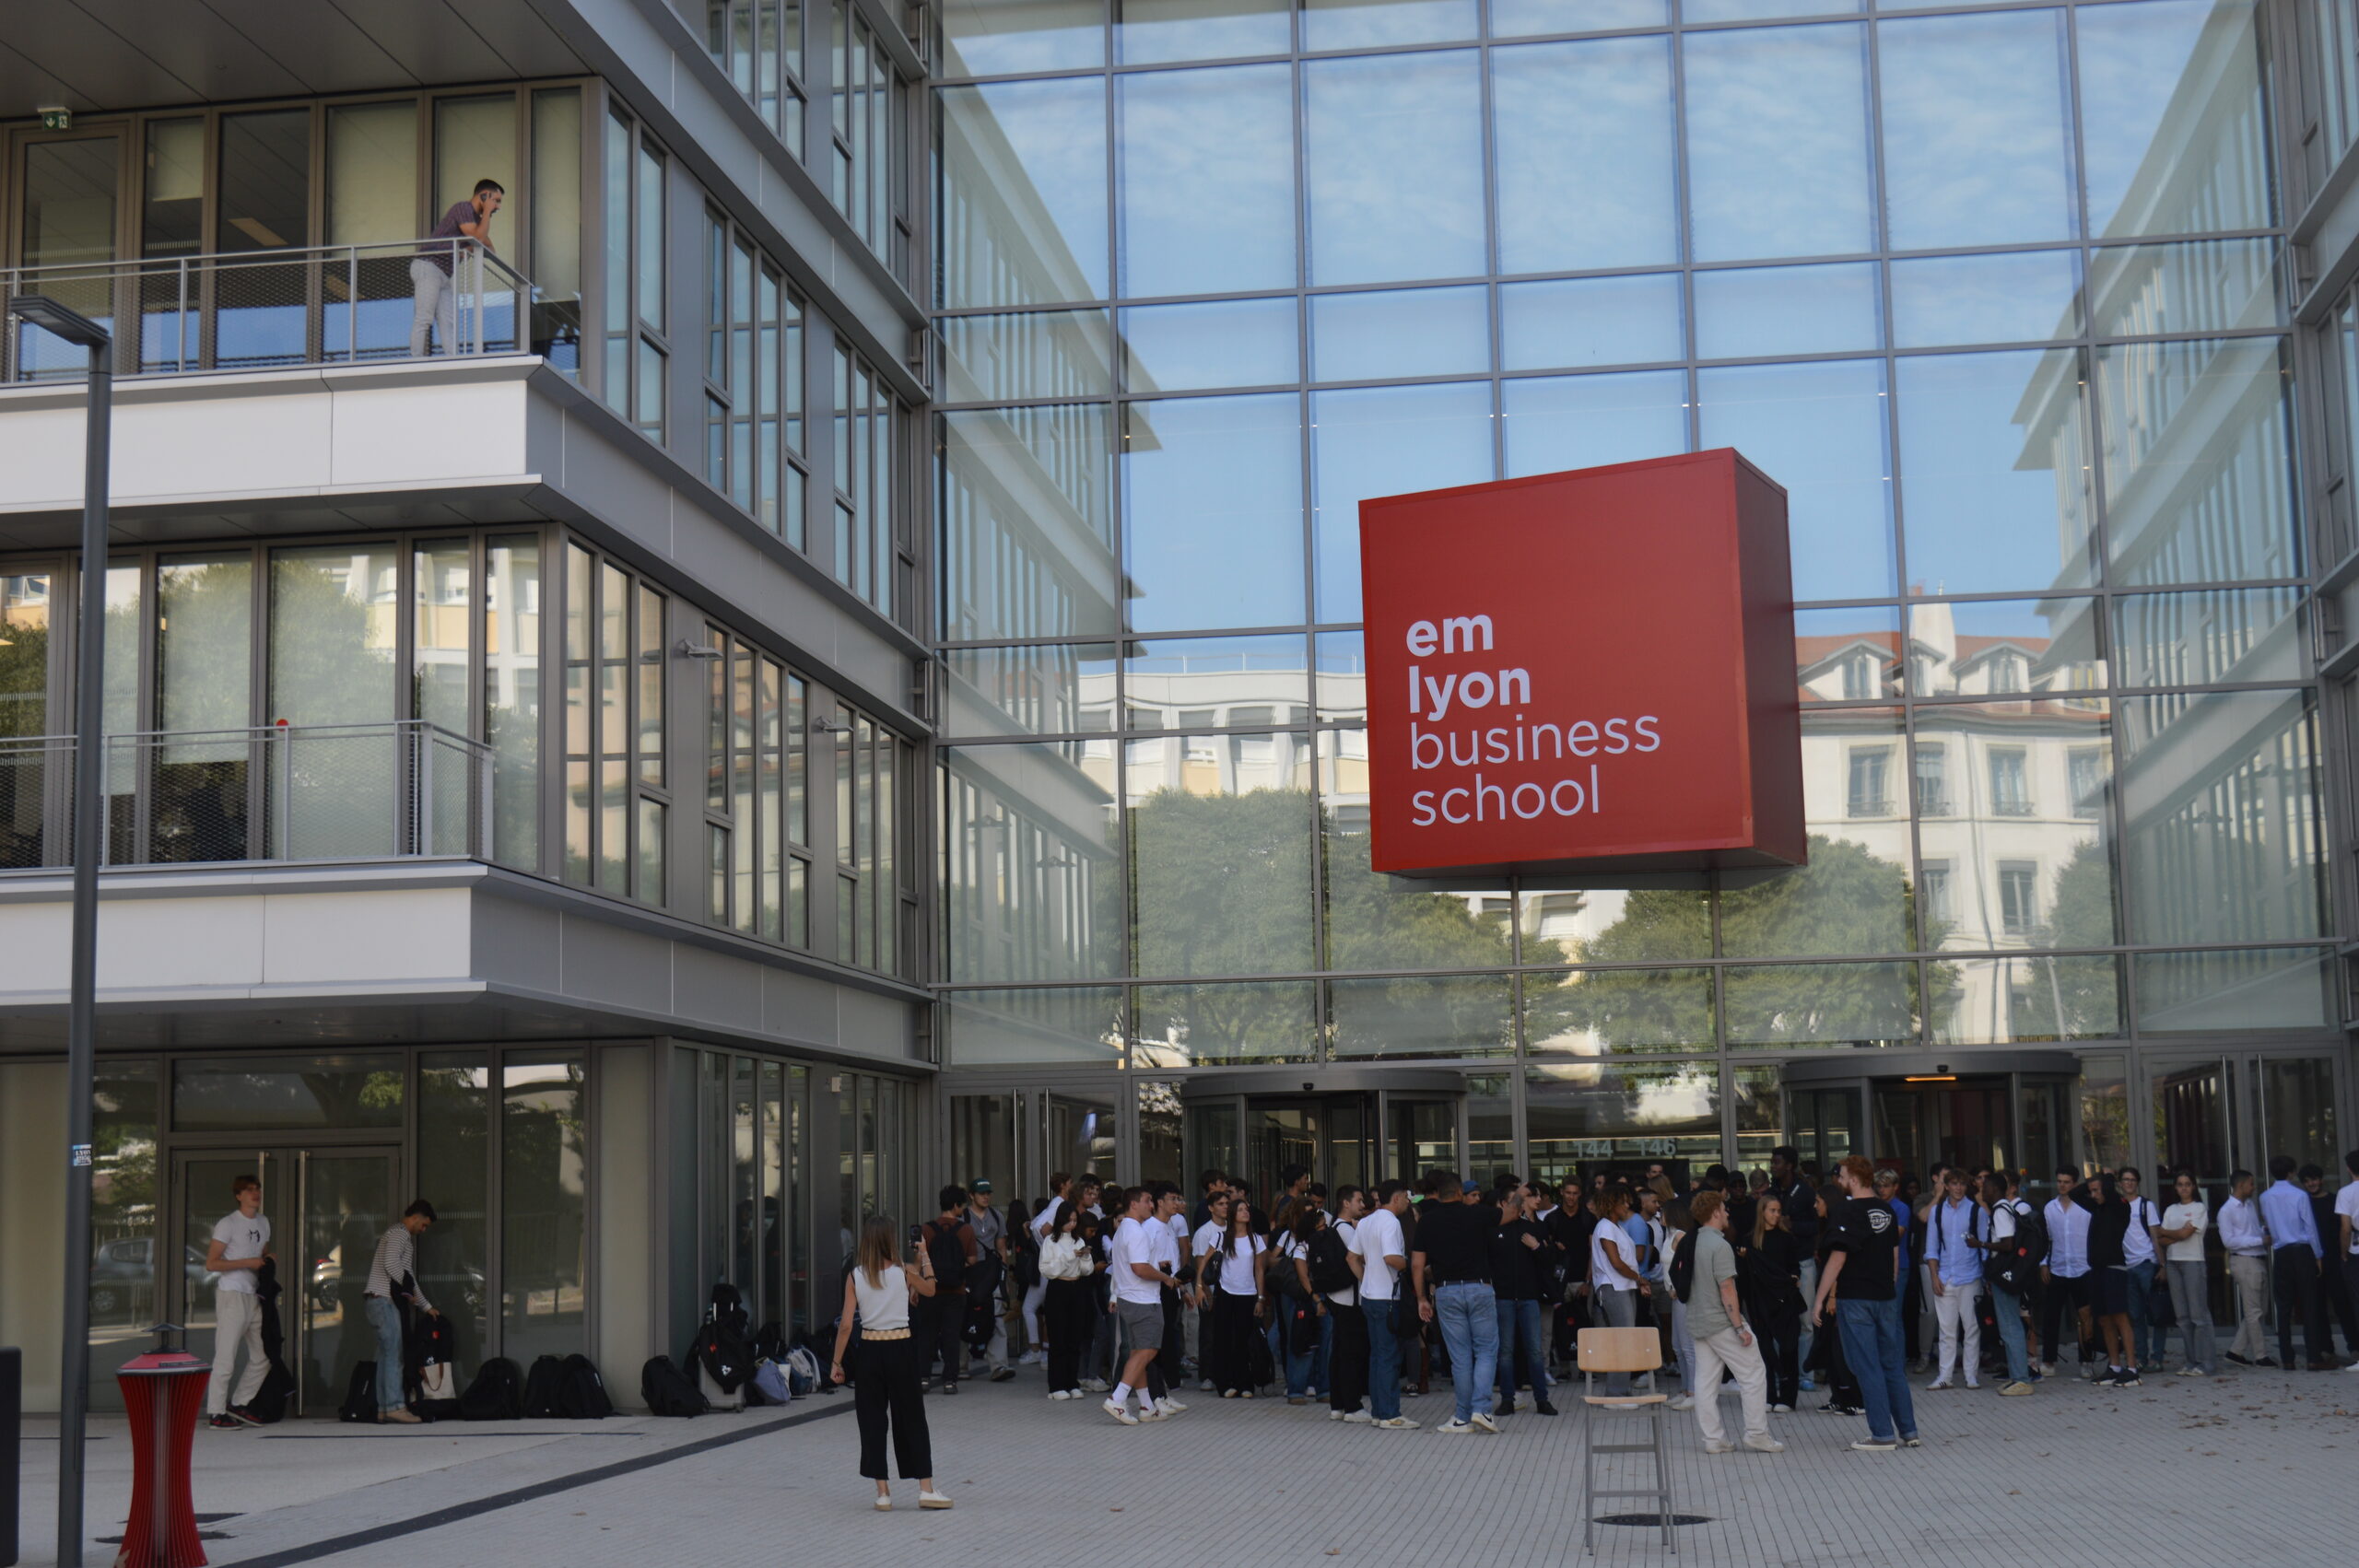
113, 1337, 209, 1568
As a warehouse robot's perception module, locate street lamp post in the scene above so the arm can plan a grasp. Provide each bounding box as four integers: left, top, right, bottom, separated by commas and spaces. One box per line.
10, 293, 113, 1568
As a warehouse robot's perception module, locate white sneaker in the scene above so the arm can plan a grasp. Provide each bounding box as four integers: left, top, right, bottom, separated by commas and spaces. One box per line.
1048, 1389, 1068, 1400
1155, 1397, 1186, 1416
1926, 1379, 1953, 1391
1667, 1395, 1695, 1411
1327, 1408, 1346, 1421
1199, 1379, 1215, 1392
1080, 1378, 1109, 1393
1374, 1415, 1420, 1430
1768, 1403, 1793, 1413
1343, 1409, 1374, 1423
1102, 1399, 1137, 1426
1964, 1380, 1980, 1391
1136, 1405, 1168, 1422
1435, 1418, 1474, 1434
1703, 1439, 1735, 1454
1470, 1411, 1501, 1434
1020, 1351, 1045, 1365
1743, 1434, 1786, 1453
918, 1491, 953, 1510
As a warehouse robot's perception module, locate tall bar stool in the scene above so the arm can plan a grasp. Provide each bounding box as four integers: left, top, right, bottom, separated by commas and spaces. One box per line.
1577, 1325, 1676, 1553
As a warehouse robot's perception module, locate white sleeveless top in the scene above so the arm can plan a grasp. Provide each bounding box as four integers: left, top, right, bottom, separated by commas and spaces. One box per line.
852, 1262, 911, 1332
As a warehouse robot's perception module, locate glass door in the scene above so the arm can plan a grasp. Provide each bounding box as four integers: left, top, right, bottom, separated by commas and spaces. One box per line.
172, 1145, 399, 1416
294, 1150, 399, 1415
1379, 1094, 1461, 1184
9, 126, 125, 378
1789, 1085, 1862, 1178
2248, 1054, 2342, 1179
172, 1150, 284, 1385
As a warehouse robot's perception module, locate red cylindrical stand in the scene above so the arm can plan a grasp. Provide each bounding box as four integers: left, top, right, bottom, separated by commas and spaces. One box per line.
112, 1351, 209, 1568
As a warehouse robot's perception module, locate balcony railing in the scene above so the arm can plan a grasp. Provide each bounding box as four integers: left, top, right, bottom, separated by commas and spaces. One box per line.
2, 239, 557, 381
0, 720, 492, 871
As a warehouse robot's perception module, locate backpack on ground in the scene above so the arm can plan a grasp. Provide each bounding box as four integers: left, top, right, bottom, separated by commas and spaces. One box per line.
1307, 1225, 1356, 1298
747, 1359, 792, 1407
687, 1320, 754, 1395
640, 1354, 708, 1417
782, 1344, 823, 1397
457, 1356, 524, 1421
753, 1321, 788, 1363
709, 1281, 750, 1340
522, 1354, 569, 1418
337, 1362, 378, 1423
558, 1353, 614, 1419
1669, 1229, 1699, 1305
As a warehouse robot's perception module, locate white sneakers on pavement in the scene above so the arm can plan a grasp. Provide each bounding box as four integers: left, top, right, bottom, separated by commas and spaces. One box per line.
1434, 1418, 1474, 1434
1373, 1415, 1420, 1430
1743, 1433, 1785, 1453
1103, 1399, 1137, 1426
1470, 1411, 1501, 1434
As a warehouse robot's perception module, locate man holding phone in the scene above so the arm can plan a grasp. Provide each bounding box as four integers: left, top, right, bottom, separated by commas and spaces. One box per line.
412, 178, 504, 357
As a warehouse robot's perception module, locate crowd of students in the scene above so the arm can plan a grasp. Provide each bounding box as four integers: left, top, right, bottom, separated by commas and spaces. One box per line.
838, 1147, 2359, 1497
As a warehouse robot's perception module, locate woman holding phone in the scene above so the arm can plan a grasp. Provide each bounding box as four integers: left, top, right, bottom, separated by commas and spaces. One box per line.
830, 1216, 953, 1512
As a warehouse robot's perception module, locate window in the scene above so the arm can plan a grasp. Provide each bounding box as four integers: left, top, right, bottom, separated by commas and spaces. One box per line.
1987, 651, 2025, 693
1919, 860, 1953, 925
1915, 742, 1950, 816
1989, 746, 2032, 815
834, 345, 906, 619
2067, 746, 2107, 819
603, 111, 669, 441
831, 0, 908, 278
1841, 650, 1876, 699
1846, 745, 1892, 817
703, 627, 810, 945
1998, 860, 2040, 935
835, 702, 910, 976
707, 0, 807, 158
701, 214, 809, 547
562, 543, 669, 902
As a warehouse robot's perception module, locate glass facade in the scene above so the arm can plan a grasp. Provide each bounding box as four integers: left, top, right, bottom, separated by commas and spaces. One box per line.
933, 0, 2339, 1175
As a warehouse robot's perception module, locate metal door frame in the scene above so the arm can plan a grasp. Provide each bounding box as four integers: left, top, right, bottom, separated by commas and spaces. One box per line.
168, 1141, 402, 1415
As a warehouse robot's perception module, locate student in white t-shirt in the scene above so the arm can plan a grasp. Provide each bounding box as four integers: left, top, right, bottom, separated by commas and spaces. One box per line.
2157, 1169, 2217, 1376
1590, 1188, 1649, 1395
1353, 1182, 1416, 1428
2339, 1152, 2359, 1366
1190, 1191, 1233, 1393
1195, 1199, 1267, 1398
205, 1175, 273, 1427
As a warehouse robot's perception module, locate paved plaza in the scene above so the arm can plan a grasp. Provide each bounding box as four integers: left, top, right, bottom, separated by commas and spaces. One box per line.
18, 1359, 2359, 1568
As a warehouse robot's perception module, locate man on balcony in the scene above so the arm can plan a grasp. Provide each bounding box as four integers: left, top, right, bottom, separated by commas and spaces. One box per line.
412, 179, 504, 357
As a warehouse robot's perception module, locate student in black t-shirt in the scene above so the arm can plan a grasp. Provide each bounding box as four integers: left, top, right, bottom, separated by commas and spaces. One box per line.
1812, 1155, 1917, 1452
1489, 1184, 1556, 1416
1411, 1171, 1504, 1433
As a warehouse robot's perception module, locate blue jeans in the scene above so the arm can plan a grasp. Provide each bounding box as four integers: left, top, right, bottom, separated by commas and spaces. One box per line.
1494, 1296, 1546, 1402
1363, 1299, 1402, 1420
365, 1295, 405, 1411
1991, 1283, 2031, 1384
1836, 1296, 1916, 1443
1433, 1281, 1499, 1422
2127, 1259, 2164, 1364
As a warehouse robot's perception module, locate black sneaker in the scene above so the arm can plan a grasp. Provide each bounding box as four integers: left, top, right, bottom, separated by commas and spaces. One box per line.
941, 1381, 958, 1396
2256, 1356, 2281, 1369
226, 1405, 262, 1427
2224, 1352, 2253, 1367
206, 1414, 240, 1430
989, 1367, 1015, 1383
2115, 1371, 2142, 1387
1534, 1399, 1558, 1416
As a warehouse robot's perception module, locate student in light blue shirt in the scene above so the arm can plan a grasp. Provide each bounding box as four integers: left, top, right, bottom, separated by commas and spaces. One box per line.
2259, 1155, 2336, 1370
1924, 1169, 1984, 1389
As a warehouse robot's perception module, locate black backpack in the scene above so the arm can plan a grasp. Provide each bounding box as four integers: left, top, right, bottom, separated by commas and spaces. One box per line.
458, 1356, 524, 1421
922, 1220, 971, 1293
1308, 1225, 1356, 1298
709, 1281, 750, 1340
753, 1321, 788, 1363
338, 1362, 378, 1423
558, 1353, 614, 1419
687, 1322, 754, 1393
522, 1354, 569, 1418
640, 1354, 708, 1417
1991, 1199, 2047, 1293
1669, 1229, 1699, 1305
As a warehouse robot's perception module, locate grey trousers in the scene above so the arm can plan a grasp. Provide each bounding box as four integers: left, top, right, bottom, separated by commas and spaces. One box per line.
1597, 1285, 1639, 1394
2165, 1258, 2217, 1372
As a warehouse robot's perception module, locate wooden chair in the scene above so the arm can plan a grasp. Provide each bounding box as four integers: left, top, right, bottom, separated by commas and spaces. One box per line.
1577, 1326, 1675, 1553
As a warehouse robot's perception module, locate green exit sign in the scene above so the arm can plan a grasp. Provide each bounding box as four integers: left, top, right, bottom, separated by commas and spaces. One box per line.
40, 108, 71, 131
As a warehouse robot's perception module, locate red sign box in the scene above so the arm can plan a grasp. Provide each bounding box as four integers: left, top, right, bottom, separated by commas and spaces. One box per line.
1358, 449, 1804, 878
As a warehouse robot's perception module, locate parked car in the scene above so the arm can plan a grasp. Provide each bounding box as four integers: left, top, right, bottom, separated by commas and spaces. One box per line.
89, 1237, 213, 1318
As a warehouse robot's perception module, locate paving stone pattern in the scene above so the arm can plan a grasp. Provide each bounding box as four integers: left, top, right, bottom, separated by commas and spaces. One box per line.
33, 1363, 2359, 1568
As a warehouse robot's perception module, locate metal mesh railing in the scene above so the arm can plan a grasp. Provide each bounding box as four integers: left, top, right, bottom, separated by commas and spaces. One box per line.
0, 720, 492, 870
2, 239, 534, 380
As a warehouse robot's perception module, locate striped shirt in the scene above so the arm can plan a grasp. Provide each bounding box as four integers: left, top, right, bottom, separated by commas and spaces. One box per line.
365, 1223, 433, 1309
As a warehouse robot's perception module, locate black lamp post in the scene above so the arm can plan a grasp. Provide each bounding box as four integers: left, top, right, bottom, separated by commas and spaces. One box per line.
9, 293, 111, 1568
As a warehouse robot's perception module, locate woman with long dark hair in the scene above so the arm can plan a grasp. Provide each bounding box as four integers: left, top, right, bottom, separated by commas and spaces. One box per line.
1038, 1202, 1097, 1399
1195, 1199, 1267, 1396
828, 1216, 949, 1512
1745, 1193, 1804, 1412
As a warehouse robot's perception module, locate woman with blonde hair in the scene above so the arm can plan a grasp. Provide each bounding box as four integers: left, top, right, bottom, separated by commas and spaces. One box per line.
829, 1216, 951, 1512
